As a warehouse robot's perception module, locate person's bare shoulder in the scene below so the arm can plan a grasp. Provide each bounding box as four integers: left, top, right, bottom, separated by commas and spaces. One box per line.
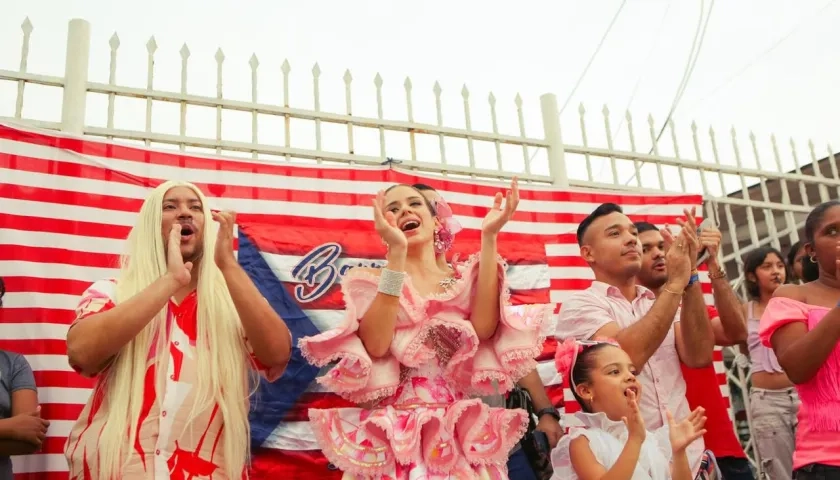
772, 283, 807, 302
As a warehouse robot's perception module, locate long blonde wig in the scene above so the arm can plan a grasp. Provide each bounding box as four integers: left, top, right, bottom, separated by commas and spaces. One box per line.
97, 180, 256, 479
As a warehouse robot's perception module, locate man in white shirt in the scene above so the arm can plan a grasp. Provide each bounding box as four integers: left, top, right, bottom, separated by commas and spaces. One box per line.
554, 203, 714, 475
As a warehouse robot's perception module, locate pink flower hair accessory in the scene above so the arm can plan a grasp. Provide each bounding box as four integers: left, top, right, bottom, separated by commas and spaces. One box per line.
554, 337, 621, 388
434, 197, 462, 237
432, 196, 462, 255
554, 339, 582, 388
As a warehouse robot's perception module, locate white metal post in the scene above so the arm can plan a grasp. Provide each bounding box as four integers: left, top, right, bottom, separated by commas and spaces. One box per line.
540, 93, 568, 188
60, 19, 91, 133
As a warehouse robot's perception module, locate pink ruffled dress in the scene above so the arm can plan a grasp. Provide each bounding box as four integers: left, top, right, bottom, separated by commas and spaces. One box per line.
298, 255, 553, 479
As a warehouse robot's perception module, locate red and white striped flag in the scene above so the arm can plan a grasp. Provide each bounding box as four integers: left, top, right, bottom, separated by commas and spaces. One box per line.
0, 123, 719, 479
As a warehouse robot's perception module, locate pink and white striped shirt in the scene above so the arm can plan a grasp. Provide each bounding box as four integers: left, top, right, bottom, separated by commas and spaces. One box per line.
554, 281, 704, 472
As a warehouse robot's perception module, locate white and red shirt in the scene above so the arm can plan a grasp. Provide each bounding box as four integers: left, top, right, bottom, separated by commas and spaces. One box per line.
64, 279, 284, 480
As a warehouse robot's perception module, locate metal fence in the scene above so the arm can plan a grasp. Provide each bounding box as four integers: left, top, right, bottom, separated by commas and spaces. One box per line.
2, 16, 838, 476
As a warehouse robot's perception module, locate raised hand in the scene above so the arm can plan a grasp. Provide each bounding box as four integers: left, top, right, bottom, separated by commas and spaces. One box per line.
481, 177, 519, 236
660, 225, 676, 252
664, 230, 692, 290
167, 224, 193, 286
372, 190, 407, 250
668, 407, 707, 454
699, 226, 722, 267
212, 210, 238, 270
621, 389, 646, 444
675, 207, 700, 264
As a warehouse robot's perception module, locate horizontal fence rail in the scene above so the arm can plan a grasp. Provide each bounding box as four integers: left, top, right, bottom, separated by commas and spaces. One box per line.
2, 16, 837, 477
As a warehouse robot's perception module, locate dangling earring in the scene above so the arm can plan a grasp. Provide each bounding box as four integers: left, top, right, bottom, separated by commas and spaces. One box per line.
434, 227, 453, 255
434, 228, 444, 254
810, 252, 817, 264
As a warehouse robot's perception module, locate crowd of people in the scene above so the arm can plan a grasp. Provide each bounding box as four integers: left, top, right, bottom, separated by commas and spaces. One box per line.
0, 178, 838, 480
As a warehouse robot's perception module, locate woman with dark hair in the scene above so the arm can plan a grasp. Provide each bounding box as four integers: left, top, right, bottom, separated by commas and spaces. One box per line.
787, 241, 819, 283
739, 246, 798, 479
760, 200, 840, 479
787, 241, 806, 283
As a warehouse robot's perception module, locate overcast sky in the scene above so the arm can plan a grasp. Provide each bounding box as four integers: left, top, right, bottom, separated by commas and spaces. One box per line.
1, 0, 838, 196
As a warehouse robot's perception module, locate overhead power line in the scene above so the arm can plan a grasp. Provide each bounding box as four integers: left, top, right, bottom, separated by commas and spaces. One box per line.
683, 0, 838, 115
592, 0, 673, 181
648, 0, 715, 154
621, 0, 715, 186
559, 0, 629, 114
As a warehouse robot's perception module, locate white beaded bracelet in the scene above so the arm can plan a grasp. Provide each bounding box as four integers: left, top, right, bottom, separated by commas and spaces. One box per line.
378, 268, 405, 297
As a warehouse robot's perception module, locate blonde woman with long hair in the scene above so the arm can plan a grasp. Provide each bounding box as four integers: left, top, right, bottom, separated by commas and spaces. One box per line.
63, 181, 292, 479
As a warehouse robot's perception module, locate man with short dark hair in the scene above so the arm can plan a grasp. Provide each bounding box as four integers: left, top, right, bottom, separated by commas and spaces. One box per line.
0, 277, 50, 480
556, 203, 714, 475
635, 222, 753, 479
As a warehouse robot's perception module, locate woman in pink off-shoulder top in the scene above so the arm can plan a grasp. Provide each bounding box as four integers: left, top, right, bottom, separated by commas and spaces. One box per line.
298, 179, 553, 479
759, 199, 840, 480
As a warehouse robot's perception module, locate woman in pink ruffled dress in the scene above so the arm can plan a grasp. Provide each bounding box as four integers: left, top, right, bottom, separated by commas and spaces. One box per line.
298, 179, 553, 479
759, 199, 840, 479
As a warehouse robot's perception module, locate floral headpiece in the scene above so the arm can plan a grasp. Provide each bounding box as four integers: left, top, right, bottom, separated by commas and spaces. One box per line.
432, 196, 462, 253
554, 337, 620, 389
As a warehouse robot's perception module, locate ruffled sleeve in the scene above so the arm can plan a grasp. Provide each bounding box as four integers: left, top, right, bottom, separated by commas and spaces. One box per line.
433, 254, 554, 396
297, 268, 422, 404
549, 428, 606, 480
759, 297, 811, 348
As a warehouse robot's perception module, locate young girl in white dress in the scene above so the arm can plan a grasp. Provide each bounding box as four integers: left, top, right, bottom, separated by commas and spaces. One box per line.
551, 339, 708, 480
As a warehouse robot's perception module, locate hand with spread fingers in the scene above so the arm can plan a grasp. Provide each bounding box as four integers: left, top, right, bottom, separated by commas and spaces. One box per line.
167, 224, 193, 286
668, 407, 707, 454
481, 177, 519, 237
372, 190, 408, 250
212, 210, 238, 270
